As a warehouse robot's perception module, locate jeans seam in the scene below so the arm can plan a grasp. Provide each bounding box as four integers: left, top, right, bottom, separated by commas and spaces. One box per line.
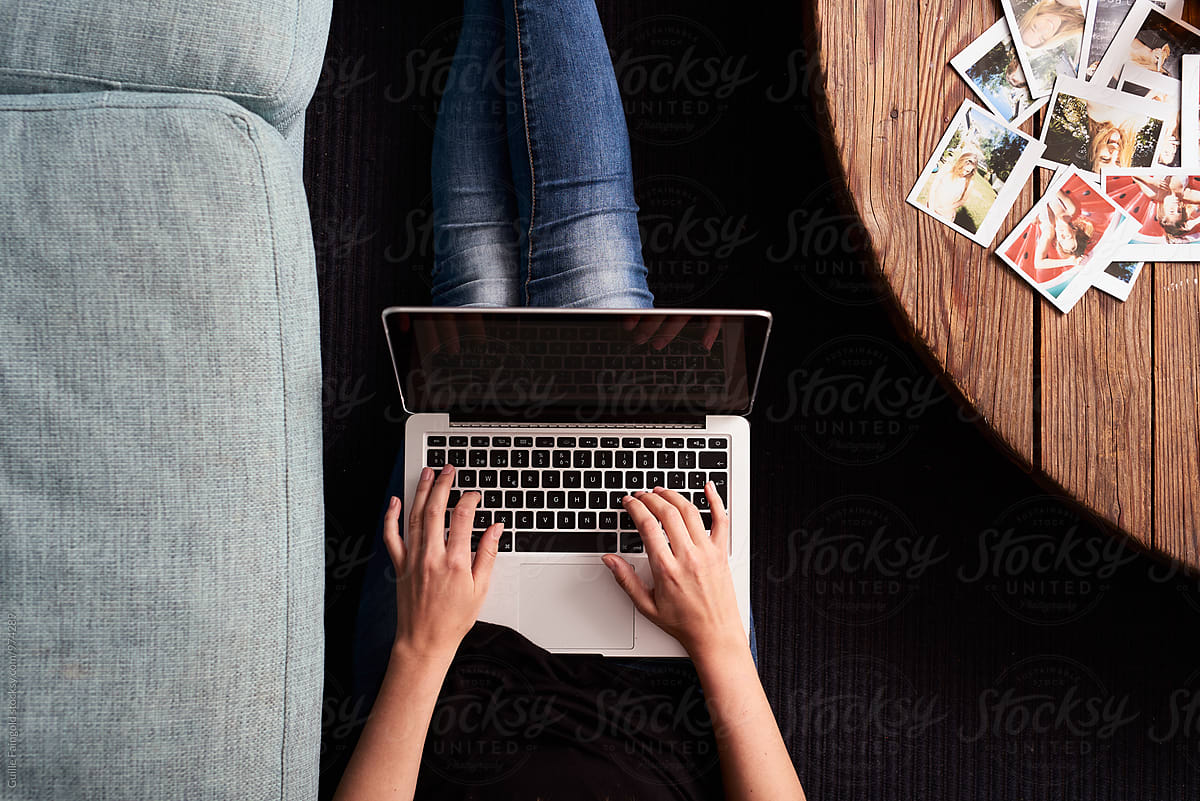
512, 0, 537, 305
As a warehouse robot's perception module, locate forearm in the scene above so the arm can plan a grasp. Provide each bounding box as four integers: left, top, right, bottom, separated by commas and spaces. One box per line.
332, 645, 453, 801
692, 645, 805, 801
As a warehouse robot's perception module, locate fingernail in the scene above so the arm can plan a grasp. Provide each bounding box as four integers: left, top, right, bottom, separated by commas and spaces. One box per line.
389, 496, 399, 508
706, 481, 714, 489
653, 486, 665, 492
621, 495, 631, 504
420, 467, 433, 481
440, 464, 452, 475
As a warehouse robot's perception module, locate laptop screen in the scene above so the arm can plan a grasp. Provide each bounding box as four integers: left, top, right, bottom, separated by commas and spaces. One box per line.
382, 308, 771, 419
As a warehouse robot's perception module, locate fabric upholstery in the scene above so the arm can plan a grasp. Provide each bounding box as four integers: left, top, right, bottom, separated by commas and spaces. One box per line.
0, 91, 324, 800
0, 0, 332, 149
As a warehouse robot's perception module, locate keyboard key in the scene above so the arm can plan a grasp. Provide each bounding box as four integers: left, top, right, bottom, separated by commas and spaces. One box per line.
553, 450, 572, 468
563, 472, 581, 488
687, 438, 706, 449
527, 491, 545, 508
699, 452, 727, 469
709, 473, 728, 503
479, 471, 498, 487
501, 470, 519, 488
557, 512, 576, 528
580, 437, 598, 448
505, 490, 523, 508
536, 436, 555, 447
610, 491, 626, 508
568, 491, 586, 509
656, 451, 675, 468
428, 436, 446, 447
599, 512, 619, 529
666, 438, 684, 448
595, 452, 613, 468
600, 437, 620, 448
514, 436, 533, 447
573, 451, 592, 468
484, 491, 502, 508
616, 451, 633, 468
635, 451, 653, 468
708, 438, 728, 449
694, 492, 710, 509
646, 471, 665, 488
471, 531, 513, 552
448, 450, 467, 467
471, 436, 490, 448
678, 452, 696, 469
547, 491, 566, 508
605, 472, 623, 489
621, 532, 644, 553
589, 491, 608, 509
448, 490, 462, 506
584, 471, 602, 488
515, 532, 618, 553
626, 472, 644, 489
622, 437, 641, 448
643, 437, 663, 448
490, 451, 509, 467
474, 511, 492, 528
542, 471, 561, 488
667, 472, 686, 489
450, 436, 468, 447
458, 470, 477, 488
511, 450, 530, 467
469, 450, 488, 467
700, 511, 713, 530
536, 512, 555, 529
516, 511, 534, 529
579, 512, 597, 529
427, 450, 446, 467
689, 472, 706, 489
556, 437, 576, 447
493, 436, 511, 447
532, 450, 551, 468
619, 511, 634, 529
521, 471, 540, 488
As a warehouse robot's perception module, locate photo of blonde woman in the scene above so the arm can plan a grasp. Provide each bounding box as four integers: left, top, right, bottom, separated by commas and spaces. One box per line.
925, 143, 985, 222
1018, 0, 1085, 50
1040, 76, 1171, 177
1002, 0, 1086, 97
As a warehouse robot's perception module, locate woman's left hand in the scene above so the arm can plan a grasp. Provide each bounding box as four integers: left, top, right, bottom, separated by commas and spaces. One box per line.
384, 464, 502, 663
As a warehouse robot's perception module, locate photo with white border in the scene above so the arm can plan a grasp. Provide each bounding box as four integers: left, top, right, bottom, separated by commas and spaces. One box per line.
951, 19, 1049, 126
1091, 0, 1200, 88
1101, 166, 1200, 259
1001, 0, 1087, 98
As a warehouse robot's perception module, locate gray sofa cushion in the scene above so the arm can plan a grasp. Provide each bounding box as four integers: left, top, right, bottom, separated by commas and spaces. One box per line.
0, 92, 323, 799
0, 0, 331, 147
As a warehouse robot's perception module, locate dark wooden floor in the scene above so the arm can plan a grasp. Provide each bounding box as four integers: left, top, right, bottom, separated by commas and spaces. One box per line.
307, 2, 1200, 798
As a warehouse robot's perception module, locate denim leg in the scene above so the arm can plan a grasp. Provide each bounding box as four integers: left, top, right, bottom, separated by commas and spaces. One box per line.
430, 0, 523, 307
504, 0, 654, 308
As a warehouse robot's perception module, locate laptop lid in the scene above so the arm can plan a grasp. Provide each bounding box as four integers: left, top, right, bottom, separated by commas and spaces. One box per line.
381, 308, 772, 421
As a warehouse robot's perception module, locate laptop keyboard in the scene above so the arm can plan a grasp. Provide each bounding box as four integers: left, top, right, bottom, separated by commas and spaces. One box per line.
423, 433, 730, 554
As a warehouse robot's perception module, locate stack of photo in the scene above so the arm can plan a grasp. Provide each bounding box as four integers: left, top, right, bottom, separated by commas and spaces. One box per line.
906, 0, 1200, 312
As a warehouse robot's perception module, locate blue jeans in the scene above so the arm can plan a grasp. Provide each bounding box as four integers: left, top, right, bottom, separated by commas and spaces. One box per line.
429, 0, 654, 308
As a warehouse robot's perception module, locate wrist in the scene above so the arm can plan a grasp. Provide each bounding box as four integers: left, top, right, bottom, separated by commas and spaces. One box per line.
389, 638, 457, 677
686, 630, 754, 673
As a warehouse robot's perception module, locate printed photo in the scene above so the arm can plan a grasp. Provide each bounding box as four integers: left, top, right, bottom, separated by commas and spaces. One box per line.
1092, 0, 1200, 87
1102, 167, 1200, 258
1039, 75, 1172, 177
1118, 65, 1182, 166
1002, 0, 1087, 98
951, 19, 1048, 125
907, 100, 1046, 245
1080, 0, 1182, 81
1093, 260, 1148, 300
1183, 54, 1199, 168
998, 167, 1138, 312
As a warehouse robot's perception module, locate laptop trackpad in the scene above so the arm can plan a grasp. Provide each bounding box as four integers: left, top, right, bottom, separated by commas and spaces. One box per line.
519, 562, 634, 650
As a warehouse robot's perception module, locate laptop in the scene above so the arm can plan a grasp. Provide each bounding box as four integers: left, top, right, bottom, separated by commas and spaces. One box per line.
382, 307, 772, 656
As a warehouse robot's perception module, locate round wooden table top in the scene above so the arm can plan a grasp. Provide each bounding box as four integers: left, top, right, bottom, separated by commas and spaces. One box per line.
813, 1, 1200, 568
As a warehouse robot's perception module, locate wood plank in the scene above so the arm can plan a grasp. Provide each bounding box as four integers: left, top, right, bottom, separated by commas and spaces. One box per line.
1154, 265, 1200, 564
812, 0, 918, 314
1039, 270, 1154, 542
915, 0, 1036, 460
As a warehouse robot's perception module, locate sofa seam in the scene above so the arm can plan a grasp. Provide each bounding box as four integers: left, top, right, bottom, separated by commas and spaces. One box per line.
229, 111, 295, 801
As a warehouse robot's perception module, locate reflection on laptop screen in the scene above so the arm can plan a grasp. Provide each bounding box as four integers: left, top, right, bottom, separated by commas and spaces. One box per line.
383, 310, 770, 420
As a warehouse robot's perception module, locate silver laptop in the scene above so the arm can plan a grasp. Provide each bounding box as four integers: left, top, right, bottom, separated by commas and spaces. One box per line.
381, 307, 772, 656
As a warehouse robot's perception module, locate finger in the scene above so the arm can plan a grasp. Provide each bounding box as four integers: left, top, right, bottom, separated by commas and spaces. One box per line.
601, 554, 659, 619
622, 494, 674, 566
421, 464, 456, 554
471, 522, 503, 594
706, 481, 731, 555
622, 314, 640, 331
651, 486, 707, 546
382, 495, 405, 566
434, 316, 460, 355
407, 466, 436, 552
635, 490, 697, 554
631, 314, 664, 345
447, 489, 480, 561
648, 315, 689, 351
702, 315, 722, 351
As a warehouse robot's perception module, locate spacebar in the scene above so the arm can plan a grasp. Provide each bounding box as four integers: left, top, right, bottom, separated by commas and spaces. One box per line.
514, 531, 619, 553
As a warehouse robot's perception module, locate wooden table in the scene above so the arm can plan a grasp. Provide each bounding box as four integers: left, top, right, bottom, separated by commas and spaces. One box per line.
812, 0, 1200, 567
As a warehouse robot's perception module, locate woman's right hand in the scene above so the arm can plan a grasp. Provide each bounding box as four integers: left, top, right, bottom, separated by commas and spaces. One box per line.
601, 485, 747, 661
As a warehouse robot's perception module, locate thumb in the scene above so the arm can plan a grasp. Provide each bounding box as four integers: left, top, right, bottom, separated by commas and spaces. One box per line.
471, 524, 502, 594
602, 555, 657, 619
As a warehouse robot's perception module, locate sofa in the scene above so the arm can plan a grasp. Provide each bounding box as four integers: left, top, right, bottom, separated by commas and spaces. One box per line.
0, 2, 331, 798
